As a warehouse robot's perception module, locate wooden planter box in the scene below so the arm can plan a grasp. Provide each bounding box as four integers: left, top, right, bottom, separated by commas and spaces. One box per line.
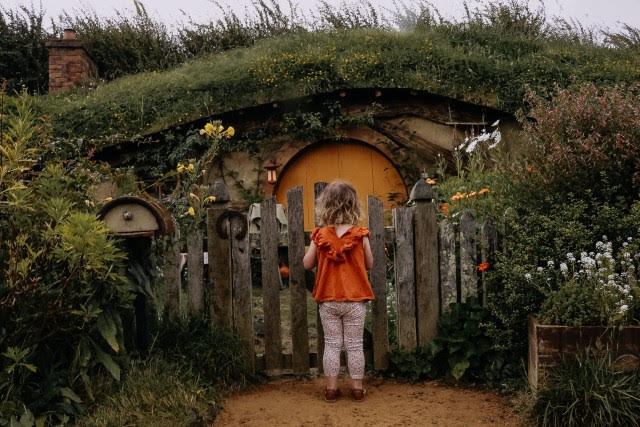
528, 315, 640, 389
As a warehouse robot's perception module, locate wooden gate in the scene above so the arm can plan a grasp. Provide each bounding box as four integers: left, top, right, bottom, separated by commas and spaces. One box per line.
162, 179, 498, 376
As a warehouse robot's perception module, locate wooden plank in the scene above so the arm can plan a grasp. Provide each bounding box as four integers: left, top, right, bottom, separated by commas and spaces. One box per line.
368, 195, 389, 370
287, 187, 310, 375
314, 182, 327, 373
162, 231, 181, 319
460, 210, 477, 303
413, 201, 439, 346
231, 212, 254, 372
186, 228, 204, 313
439, 219, 457, 313
394, 207, 417, 352
261, 197, 282, 374
480, 220, 498, 307
207, 205, 233, 328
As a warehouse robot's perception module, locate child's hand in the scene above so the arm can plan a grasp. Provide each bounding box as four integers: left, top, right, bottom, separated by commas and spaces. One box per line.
303, 241, 317, 269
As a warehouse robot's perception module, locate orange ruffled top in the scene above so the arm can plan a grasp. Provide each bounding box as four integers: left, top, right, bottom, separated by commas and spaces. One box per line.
311, 226, 375, 303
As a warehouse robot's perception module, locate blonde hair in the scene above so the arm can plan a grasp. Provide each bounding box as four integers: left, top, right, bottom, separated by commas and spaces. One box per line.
315, 180, 362, 226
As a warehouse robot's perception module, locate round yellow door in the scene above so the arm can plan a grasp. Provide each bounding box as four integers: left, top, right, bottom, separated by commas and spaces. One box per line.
275, 141, 407, 230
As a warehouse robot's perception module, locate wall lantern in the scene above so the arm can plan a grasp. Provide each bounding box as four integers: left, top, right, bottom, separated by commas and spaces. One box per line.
264, 161, 280, 184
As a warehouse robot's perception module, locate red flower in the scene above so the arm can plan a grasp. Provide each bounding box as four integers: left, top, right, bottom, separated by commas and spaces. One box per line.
476, 262, 490, 272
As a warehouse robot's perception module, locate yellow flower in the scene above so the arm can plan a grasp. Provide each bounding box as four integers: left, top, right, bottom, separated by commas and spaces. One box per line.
426, 177, 437, 185
204, 196, 217, 203
177, 162, 185, 173
204, 123, 215, 134
187, 207, 195, 216
187, 163, 195, 173
217, 125, 224, 133
199, 129, 206, 136
226, 126, 235, 137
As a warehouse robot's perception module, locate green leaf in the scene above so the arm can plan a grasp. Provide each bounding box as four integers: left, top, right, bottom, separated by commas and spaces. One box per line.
35, 417, 46, 427
91, 341, 120, 381
60, 387, 83, 403
23, 364, 37, 373
451, 360, 470, 380
97, 311, 119, 353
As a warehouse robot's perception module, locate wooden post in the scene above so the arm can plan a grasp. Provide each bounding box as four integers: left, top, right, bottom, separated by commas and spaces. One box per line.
460, 209, 477, 302
162, 229, 181, 319
186, 227, 204, 313
231, 212, 254, 372
368, 195, 389, 370
410, 178, 439, 346
394, 207, 417, 352
287, 187, 310, 375
314, 182, 327, 373
207, 180, 232, 328
480, 220, 498, 306
439, 219, 457, 313
261, 197, 282, 375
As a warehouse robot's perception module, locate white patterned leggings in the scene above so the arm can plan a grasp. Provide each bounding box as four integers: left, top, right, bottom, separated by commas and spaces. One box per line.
318, 301, 366, 379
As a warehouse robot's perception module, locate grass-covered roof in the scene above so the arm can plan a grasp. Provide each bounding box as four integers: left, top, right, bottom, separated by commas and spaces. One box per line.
36, 7, 640, 142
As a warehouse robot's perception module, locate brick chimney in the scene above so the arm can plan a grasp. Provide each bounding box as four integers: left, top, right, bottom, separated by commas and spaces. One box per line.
45, 29, 98, 93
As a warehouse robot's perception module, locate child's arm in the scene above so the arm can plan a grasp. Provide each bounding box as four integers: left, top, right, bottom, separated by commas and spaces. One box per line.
303, 241, 317, 270
363, 236, 373, 270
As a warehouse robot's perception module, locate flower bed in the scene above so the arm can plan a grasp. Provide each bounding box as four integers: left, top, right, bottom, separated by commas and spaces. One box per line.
527, 315, 640, 389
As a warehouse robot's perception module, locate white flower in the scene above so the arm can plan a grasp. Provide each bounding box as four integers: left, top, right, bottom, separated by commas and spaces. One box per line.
596, 241, 604, 250
620, 304, 629, 313
602, 235, 608, 242
623, 242, 629, 247
560, 263, 568, 273
547, 260, 554, 268
537, 267, 544, 272
524, 273, 532, 281
627, 237, 633, 242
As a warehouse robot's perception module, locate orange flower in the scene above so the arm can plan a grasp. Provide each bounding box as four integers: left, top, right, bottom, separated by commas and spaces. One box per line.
426, 177, 437, 185
476, 262, 490, 272
478, 188, 490, 195
451, 192, 466, 201
440, 203, 449, 217
468, 191, 477, 197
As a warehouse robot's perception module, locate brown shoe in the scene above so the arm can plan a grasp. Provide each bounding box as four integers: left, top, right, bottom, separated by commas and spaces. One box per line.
351, 388, 366, 402
325, 388, 339, 403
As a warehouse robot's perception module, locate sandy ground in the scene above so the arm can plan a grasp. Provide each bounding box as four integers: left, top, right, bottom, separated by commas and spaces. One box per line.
215, 377, 525, 426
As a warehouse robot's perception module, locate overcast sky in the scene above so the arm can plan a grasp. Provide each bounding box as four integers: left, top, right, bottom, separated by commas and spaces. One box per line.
4, 0, 640, 32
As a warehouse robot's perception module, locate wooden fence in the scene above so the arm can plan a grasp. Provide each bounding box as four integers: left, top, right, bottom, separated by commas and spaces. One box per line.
162, 179, 498, 376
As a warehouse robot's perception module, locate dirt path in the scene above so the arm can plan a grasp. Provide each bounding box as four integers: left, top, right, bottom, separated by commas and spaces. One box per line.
215, 377, 525, 426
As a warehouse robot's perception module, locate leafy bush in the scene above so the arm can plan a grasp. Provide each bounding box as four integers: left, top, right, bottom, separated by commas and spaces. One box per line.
532, 350, 640, 427
0, 91, 132, 424
389, 298, 517, 388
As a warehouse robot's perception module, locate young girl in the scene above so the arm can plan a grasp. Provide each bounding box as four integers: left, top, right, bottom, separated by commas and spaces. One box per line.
303, 180, 375, 403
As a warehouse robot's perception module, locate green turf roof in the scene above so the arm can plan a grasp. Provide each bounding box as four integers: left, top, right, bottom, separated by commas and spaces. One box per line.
39, 28, 640, 142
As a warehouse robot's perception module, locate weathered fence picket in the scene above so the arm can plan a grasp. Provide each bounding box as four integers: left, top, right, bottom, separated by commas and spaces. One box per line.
411, 179, 439, 346
368, 195, 389, 370
163, 230, 181, 318
438, 219, 457, 313
394, 207, 417, 352
207, 181, 233, 328
460, 210, 477, 302
231, 212, 254, 372
260, 197, 282, 375
287, 187, 310, 375
187, 227, 204, 313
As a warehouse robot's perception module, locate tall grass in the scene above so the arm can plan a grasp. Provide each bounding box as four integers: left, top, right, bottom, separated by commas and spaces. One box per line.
532, 350, 640, 427
2, 0, 639, 94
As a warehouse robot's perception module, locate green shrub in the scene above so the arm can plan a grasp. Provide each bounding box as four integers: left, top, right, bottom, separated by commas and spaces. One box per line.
0, 91, 132, 424
532, 350, 640, 427
388, 298, 518, 389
